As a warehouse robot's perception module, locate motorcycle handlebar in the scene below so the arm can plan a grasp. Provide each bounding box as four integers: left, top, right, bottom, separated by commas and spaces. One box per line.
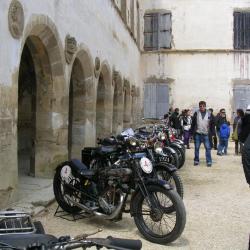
105, 236, 142, 250
24, 236, 142, 250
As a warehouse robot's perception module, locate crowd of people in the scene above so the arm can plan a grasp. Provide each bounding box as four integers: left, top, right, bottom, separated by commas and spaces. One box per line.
165, 105, 232, 156
163, 102, 250, 187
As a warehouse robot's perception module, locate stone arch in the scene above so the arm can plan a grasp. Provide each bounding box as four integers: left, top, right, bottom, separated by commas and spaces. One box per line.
112, 71, 123, 135
17, 15, 66, 177
68, 46, 95, 158
96, 61, 112, 139
123, 79, 131, 129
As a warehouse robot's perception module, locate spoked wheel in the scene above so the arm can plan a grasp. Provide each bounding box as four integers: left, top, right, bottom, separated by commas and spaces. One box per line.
156, 167, 184, 199
133, 185, 186, 244
53, 162, 82, 214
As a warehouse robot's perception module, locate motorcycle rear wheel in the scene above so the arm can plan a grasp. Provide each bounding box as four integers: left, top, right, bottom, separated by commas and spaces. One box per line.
133, 185, 186, 244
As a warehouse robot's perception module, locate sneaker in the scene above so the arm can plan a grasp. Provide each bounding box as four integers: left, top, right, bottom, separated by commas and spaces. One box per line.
194, 161, 199, 166
217, 152, 222, 156
207, 162, 212, 167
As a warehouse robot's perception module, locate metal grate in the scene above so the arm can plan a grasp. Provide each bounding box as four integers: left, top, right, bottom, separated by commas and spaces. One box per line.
0, 211, 35, 235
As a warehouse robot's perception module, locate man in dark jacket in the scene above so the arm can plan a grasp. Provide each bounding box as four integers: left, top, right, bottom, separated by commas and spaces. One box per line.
191, 101, 212, 167
170, 108, 181, 138
215, 108, 227, 133
239, 105, 250, 186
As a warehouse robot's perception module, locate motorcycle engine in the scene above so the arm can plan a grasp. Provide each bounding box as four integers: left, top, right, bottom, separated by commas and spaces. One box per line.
98, 187, 117, 215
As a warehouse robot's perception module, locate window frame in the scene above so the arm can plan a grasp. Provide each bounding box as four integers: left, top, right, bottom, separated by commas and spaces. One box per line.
144, 10, 172, 51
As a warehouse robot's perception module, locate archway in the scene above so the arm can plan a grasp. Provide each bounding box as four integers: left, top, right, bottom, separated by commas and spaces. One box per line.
18, 17, 66, 177
112, 72, 123, 135
96, 63, 112, 140
68, 49, 94, 158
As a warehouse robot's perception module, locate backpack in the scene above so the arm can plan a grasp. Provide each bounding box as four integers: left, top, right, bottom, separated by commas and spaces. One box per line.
220, 123, 229, 138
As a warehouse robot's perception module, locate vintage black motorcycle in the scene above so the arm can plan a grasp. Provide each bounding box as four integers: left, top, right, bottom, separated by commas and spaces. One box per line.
53, 138, 186, 244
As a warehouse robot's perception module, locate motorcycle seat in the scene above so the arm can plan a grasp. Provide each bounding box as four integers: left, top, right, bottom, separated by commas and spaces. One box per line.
98, 146, 117, 154
71, 159, 95, 177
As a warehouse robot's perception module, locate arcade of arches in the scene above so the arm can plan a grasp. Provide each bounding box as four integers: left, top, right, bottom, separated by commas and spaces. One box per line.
16, 20, 141, 183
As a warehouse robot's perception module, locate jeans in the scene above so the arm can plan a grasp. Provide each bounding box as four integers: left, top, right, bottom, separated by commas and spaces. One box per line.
218, 137, 229, 154
235, 140, 242, 154
194, 133, 212, 164
183, 130, 190, 147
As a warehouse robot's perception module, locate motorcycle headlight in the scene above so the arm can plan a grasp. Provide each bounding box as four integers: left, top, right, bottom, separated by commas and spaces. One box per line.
158, 132, 166, 141
128, 137, 137, 147
154, 141, 163, 154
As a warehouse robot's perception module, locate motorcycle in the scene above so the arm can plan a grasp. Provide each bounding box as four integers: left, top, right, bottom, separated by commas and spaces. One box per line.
83, 135, 184, 199
53, 137, 186, 244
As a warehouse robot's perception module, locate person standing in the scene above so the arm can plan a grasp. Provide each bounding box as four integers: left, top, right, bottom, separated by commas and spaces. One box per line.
232, 109, 244, 155
191, 101, 212, 167
217, 121, 230, 155
170, 108, 182, 139
181, 109, 192, 149
208, 108, 217, 150
239, 105, 250, 186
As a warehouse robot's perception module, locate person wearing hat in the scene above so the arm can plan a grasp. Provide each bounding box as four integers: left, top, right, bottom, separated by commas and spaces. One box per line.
239, 105, 250, 186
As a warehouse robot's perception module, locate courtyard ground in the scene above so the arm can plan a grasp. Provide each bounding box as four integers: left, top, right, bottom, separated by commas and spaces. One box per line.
35, 142, 250, 250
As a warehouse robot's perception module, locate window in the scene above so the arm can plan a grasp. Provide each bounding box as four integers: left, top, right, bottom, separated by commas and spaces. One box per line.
234, 12, 250, 49
144, 12, 172, 51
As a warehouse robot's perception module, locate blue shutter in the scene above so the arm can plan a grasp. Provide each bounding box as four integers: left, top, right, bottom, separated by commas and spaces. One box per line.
233, 85, 250, 111
144, 83, 169, 119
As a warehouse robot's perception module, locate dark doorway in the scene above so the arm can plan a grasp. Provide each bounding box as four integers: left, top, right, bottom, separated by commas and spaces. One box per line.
96, 74, 106, 140
68, 58, 86, 159
18, 43, 36, 176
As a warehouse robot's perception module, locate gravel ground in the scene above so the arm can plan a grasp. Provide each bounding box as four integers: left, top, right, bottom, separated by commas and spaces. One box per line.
35, 142, 250, 250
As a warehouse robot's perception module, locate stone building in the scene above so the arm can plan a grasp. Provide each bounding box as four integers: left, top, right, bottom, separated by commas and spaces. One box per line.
1, 0, 250, 205
142, 0, 250, 117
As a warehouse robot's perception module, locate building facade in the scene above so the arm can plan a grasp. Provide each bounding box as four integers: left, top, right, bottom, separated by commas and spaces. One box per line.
142, 0, 250, 118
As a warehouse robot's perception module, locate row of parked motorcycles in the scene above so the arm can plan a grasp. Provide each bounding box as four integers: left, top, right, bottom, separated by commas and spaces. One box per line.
53, 123, 187, 245
0, 123, 187, 249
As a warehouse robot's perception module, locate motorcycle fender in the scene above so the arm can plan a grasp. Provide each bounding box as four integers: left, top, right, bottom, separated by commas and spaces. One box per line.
164, 146, 176, 154
55, 159, 90, 177
130, 179, 171, 217
170, 142, 182, 149
155, 162, 177, 173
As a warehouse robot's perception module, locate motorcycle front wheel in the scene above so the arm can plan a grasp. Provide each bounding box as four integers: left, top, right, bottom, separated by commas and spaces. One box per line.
133, 185, 186, 244
53, 162, 82, 214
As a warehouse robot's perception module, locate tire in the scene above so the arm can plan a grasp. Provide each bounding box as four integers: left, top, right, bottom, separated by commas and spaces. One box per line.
34, 221, 45, 234
172, 146, 185, 169
133, 185, 186, 244
155, 165, 184, 199
53, 163, 82, 214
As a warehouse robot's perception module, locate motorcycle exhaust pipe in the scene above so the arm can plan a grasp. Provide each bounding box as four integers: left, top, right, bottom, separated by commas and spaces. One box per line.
94, 192, 125, 220
64, 195, 94, 214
